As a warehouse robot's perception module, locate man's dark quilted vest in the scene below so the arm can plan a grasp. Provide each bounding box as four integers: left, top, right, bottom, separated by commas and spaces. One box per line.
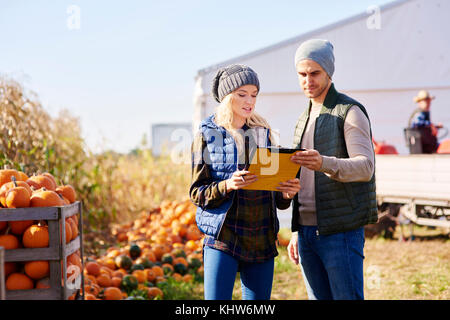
291, 83, 378, 235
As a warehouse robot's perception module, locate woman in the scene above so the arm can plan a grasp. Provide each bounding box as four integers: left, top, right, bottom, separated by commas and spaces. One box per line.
189, 64, 301, 300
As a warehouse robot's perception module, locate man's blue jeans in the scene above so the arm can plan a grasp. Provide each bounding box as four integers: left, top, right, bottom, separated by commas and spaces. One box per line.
297, 225, 365, 300
203, 246, 274, 300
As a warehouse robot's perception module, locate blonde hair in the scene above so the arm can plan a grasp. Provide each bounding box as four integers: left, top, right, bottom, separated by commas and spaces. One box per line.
214, 93, 278, 155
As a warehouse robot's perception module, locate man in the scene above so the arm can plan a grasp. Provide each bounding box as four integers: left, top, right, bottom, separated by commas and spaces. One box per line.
408, 90, 442, 153
286, 39, 378, 300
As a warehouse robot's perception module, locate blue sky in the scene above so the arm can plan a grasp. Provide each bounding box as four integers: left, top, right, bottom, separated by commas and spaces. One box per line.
0, 0, 392, 153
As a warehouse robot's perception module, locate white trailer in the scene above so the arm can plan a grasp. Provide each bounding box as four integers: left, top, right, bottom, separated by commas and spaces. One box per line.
375, 154, 450, 236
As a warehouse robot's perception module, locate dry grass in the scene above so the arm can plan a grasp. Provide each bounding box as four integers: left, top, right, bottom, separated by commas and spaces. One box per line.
268, 227, 450, 300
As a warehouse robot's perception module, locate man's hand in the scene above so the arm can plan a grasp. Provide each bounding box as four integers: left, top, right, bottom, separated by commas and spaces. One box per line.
276, 178, 301, 199
287, 232, 299, 265
225, 170, 257, 193
290, 149, 323, 171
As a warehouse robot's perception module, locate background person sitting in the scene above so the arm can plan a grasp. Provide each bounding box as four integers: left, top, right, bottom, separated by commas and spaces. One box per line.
408, 90, 443, 153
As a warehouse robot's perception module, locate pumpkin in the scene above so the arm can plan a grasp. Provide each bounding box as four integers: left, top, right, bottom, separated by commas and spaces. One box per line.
9, 220, 34, 235
26, 175, 55, 191
128, 243, 141, 260
111, 277, 122, 288
131, 270, 146, 283
67, 252, 82, 273
130, 263, 145, 272
41, 172, 57, 190
121, 275, 138, 293
134, 257, 153, 269
103, 286, 122, 300
171, 248, 187, 259
187, 255, 202, 270
18, 171, 29, 182
5, 186, 30, 208
115, 255, 133, 270
172, 273, 183, 282
85, 261, 101, 276
162, 263, 173, 275
63, 219, 72, 244
35, 277, 51, 289
30, 189, 64, 207
147, 287, 163, 300
0, 169, 20, 188
96, 273, 112, 287
6, 273, 34, 290
23, 224, 49, 248
173, 263, 187, 276
0, 180, 32, 207
4, 262, 18, 277
144, 269, 156, 282
161, 253, 173, 265
24, 260, 50, 280
182, 274, 193, 283
85, 293, 97, 300
55, 184, 76, 204
0, 234, 20, 249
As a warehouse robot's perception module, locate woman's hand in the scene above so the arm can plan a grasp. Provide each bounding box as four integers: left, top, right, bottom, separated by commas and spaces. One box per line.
290, 149, 323, 171
276, 178, 301, 199
225, 170, 258, 192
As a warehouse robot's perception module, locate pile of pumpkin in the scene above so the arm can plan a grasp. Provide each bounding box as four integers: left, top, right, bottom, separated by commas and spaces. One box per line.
0, 168, 81, 296
82, 199, 204, 300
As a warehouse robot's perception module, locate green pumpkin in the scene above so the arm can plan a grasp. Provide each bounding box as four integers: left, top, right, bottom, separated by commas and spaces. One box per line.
115, 255, 133, 270
130, 263, 145, 272
129, 243, 142, 260
171, 248, 187, 258
161, 253, 173, 265
135, 257, 153, 269
187, 256, 202, 270
173, 263, 188, 276
121, 275, 139, 293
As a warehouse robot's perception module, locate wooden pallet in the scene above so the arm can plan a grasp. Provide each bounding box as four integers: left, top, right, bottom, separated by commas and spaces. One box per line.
0, 202, 84, 300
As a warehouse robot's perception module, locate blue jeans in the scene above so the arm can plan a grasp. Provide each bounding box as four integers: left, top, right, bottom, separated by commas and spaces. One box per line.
297, 225, 365, 300
203, 246, 274, 300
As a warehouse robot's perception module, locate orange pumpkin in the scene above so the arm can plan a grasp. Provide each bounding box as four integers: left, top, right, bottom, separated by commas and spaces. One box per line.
30, 189, 64, 207
22, 224, 49, 248
111, 277, 122, 288
8, 220, 34, 236
6, 273, 34, 290
96, 273, 112, 287
24, 260, 50, 280
0, 180, 32, 207
27, 175, 55, 191
67, 217, 79, 240
85, 261, 101, 277
103, 287, 122, 300
147, 287, 164, 299
35, 277, 51, 289
5, 186, 30, 208
84, 293, 97, 300
56, 185, 76, 204
63, 219, 72, 244
41, 172, 57, 190
4, 262, 17, 277
151, 265, 164, 277
0, 169, 20, 188
0, 234, 20, 249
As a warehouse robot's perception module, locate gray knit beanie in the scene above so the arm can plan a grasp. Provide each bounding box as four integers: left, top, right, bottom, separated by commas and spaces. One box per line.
212, 64, 260, 103
294, 39, 335, 78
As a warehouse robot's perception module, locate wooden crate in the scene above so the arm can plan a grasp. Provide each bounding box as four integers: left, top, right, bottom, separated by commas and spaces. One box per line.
0, 201, 84, 300
0, 246, 5, 300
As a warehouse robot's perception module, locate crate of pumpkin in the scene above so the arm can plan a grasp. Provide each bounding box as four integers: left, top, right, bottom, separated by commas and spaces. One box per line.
0, 169, 84, 300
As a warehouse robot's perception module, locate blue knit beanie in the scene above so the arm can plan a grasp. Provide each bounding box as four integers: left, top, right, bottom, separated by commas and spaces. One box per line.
212, 64, 260, 103
294, 39, 335, 78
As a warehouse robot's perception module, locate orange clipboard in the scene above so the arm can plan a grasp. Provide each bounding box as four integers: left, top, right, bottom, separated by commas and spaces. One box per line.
242, 146, 304, 192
